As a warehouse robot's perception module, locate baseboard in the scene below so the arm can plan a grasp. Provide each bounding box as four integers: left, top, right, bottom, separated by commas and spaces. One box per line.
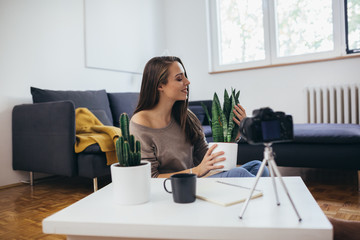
0, 175, 61, 190
0, 182, 24, 190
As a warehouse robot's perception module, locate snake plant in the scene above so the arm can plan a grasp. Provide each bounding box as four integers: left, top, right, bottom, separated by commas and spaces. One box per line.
201, 88, 240, 142
115, 113, 141, 166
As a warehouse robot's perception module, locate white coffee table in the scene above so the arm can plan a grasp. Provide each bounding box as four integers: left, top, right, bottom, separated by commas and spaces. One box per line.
43, 177, 332, 240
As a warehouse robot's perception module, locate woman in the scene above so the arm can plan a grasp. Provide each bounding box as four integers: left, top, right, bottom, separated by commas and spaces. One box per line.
130, 56, 269, 178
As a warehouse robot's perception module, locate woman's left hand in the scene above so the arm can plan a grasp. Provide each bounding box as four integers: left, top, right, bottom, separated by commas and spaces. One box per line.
233, 103, 247, 126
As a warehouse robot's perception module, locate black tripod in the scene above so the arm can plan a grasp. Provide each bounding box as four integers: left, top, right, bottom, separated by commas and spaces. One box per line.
239, 143, 302, 222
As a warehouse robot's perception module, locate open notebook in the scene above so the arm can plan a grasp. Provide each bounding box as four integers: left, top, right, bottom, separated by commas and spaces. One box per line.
196, 180, 263, 207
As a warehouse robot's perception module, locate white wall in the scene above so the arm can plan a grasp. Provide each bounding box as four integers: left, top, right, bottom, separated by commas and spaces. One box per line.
84, 0, 165, 73
0, 0, 162, 187
164, 0, 360, 122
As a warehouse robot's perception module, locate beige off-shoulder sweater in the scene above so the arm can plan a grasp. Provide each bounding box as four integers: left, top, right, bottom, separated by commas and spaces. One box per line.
129, 119, 208, 178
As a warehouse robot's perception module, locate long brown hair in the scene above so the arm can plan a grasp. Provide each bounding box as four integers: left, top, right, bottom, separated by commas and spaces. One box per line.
134, 56, 203, 144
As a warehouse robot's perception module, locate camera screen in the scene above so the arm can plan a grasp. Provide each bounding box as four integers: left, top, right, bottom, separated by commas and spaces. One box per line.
261, 120, 281, 141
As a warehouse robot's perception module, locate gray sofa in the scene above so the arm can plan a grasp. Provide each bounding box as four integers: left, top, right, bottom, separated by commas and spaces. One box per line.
12, 87, 212, 191
12, 87, 360, 191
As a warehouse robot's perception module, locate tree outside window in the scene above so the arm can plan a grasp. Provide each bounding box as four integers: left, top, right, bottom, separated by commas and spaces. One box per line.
208, 0, 359, 72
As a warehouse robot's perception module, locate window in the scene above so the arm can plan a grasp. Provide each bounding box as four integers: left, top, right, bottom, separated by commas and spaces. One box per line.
207, 0, 357, 72
275, 0, 334, 57
345, 0, 360, 53
218, 0, 266, 65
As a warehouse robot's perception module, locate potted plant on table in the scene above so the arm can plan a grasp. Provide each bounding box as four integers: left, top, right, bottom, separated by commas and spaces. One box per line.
202, 88, 240, 170
111, 113, 151, 205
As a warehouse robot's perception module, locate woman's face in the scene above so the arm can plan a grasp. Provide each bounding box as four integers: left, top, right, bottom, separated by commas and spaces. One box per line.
158, 61, 190, 101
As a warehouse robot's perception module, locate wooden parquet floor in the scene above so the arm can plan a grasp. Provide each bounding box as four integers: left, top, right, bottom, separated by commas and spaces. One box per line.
0, 169, 359, 240
0, 176, 103, 240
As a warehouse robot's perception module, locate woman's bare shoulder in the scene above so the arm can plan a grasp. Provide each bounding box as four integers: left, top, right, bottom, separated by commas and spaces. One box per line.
131, 111, 152, 127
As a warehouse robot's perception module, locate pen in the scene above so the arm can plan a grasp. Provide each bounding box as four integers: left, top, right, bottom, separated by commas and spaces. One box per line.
216, 181, 262, 192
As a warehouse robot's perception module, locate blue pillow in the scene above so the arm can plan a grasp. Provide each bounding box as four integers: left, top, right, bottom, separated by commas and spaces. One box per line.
31, 87, 113, 124
107, 92, 139, 127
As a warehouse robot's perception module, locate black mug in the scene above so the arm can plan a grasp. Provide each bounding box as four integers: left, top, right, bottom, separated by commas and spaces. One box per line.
163, 173, 197, 203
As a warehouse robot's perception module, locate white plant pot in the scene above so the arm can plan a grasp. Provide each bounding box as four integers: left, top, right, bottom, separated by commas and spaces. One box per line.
110, 161, 151, 205
208, 142, 238, 171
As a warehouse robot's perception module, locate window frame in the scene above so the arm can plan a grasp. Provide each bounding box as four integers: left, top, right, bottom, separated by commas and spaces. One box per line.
345, 0, 360, 54
206, 0, 357, 73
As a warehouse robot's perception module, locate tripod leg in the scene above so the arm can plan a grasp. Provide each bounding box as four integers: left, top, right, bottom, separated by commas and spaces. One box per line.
268, 159, 302, 222
239, 158, 267, 219
268, 161, 280, 206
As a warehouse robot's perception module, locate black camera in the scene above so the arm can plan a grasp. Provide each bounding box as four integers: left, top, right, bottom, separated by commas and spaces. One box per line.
239, 107, 294, 145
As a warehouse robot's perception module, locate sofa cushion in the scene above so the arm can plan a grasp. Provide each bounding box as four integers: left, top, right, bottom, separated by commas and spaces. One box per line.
82, 143, 102, 153
294, 124, 360, 143
189, 100, 212, 125
107, 92, 139, 127
203, 125, 212, 138
189, 105, 205, 124
31, 87, 113, 124
91, 109, 112, 126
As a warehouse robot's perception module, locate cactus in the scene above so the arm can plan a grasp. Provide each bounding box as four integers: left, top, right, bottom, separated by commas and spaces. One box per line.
115, 113, 141, 167
201, 88, 240, 142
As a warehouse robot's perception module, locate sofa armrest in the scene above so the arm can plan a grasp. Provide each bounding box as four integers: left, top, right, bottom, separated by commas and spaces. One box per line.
12, 101, 77, 176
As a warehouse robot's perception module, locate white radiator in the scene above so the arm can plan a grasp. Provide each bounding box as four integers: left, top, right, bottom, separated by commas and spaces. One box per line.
306, 85, 360, 124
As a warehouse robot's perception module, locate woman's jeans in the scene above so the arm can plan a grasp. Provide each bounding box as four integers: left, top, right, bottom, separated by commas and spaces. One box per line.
208, 160, 269, 178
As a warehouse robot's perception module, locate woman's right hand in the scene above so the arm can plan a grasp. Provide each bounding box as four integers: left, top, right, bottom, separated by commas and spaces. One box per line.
194, 144, 226, 177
